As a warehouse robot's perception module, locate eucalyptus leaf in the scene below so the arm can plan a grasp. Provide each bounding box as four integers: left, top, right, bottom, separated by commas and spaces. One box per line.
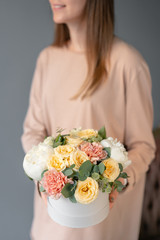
53, 142, 62, 148
40, 186, 45, 192
103, 147, 111, 158
69, 195, 77, 203
98, 126, 106, 139
101, 177, 108, 185
79, 160, 93, 173
105, 184, 112, 193
114, 180, 124, 192
98, 162, 106, 174
92, 165, 99, 173
41, 169, 48, 180
118, 163, 123, 172
62, 168, 73, 176
69, 164, 76, 169
70, 171, 79, 180
61, 183, 76, 198
119, 172, 128, 178
78, 172, 88, 181
24, 172, 33, 181
91, 172, 100, 180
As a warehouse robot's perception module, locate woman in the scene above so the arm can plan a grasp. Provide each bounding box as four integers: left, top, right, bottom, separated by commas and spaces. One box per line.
21, 0, 156, 239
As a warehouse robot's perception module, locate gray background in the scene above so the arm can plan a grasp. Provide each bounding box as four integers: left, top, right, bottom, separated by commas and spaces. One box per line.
0, 0, 160, 239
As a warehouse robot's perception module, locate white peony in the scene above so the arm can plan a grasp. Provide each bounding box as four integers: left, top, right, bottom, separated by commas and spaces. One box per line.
23, 142, 55, 181
100, 137, 131, 169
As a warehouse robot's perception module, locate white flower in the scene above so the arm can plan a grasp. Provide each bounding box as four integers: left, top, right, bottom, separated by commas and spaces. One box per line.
69, 127, 82, 136
23, 142, 55, 181
43, 136, 54, 147
101, 137, 131, 169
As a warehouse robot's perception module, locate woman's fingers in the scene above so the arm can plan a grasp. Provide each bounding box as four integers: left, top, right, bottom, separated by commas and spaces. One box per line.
109, 178, 126, 209
109, 189, 119, 209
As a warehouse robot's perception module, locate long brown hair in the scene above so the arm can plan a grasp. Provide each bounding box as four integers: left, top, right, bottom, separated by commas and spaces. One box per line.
53, 0, 114, 100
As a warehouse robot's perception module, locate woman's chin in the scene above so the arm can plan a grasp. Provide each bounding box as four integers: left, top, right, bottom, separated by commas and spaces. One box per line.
53, 15, 67, 24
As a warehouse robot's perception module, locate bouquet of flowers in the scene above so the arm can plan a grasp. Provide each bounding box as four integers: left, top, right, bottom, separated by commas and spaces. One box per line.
23, 126, 131, 227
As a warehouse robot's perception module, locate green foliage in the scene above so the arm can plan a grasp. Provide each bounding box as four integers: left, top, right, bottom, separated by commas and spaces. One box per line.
70, 164, 76, 169
103, 147, 111, 158
92, 165, 99, 173
41, 169, 48, 180
81, 135, 102, 143
91, 172, 100, 180
61, 182, 77, 198
119, 172, 128, 179
97, 176, 112, 193
113, 180, 125, 192
78, 171, 90, 181
24, 171, 33, 181
62, 168, 73, 176
52, 133, 67, 148
118, 163, 123, 172
69, 195, 77, 203
40, 186, 45, 192
78, 160, 93, 181
98, 126, 107, 140
98, 162, 106, 174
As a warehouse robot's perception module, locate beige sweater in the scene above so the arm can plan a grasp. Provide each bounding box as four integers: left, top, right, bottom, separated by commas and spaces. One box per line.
21, 37, 156, 240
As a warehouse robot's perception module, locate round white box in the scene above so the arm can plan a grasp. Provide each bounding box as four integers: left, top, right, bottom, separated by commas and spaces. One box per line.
47, 190, 109, 228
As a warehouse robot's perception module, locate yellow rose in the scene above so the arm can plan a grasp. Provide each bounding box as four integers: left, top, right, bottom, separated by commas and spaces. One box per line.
63, 154, 74, 168
72, 150, 89, 170
47, 154, 66, 171
54, 145, 75, 157
76, 129, 98, 139
66, 136, 83, 147
102, 158, 120, 182
75, 177, 99, 204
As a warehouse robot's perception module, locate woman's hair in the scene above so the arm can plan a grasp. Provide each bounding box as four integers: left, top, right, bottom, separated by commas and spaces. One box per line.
53, 0, 114, 100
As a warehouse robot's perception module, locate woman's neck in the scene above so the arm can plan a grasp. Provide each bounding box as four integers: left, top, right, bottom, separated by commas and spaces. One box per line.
66, 20, 87, 53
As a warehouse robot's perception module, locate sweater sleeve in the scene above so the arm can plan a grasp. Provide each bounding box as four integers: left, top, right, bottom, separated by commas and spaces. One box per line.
124, 62, 156, 193
21, 52, 47, 153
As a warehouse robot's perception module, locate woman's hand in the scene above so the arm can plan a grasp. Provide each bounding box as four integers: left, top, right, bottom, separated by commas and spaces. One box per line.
109, 178, 125, 209
37, 181, 48, 207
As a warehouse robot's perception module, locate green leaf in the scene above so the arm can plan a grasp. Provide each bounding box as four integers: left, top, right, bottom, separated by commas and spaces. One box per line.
55, 134, 62, 142
103, 147, 111, 158
40, 186, 45, 192
69, 195, 77, 203
69, 171, 79, 180
119, 172, 128, 178
78, 172, 88, 181
114, 180, 125, 192
62, 168, 73, 177
98, 126, 106, 140
98, 162, 106, 174
101, 177, 108, 185
92, 165, 99, 173
24, 172, 33, 181
79, 160, 93, 173
105, 184, 112, 193
91, 172, 100, 180
118, 163, 123, 172
53, 142, 62, 148
61, 183, 76, 198
69, 164, 76, 169
41, 169, 48, 180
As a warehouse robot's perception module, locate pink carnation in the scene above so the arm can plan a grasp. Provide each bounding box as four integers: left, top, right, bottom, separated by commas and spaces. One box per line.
79, 142, 107, 163
42, 169, 72, 199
